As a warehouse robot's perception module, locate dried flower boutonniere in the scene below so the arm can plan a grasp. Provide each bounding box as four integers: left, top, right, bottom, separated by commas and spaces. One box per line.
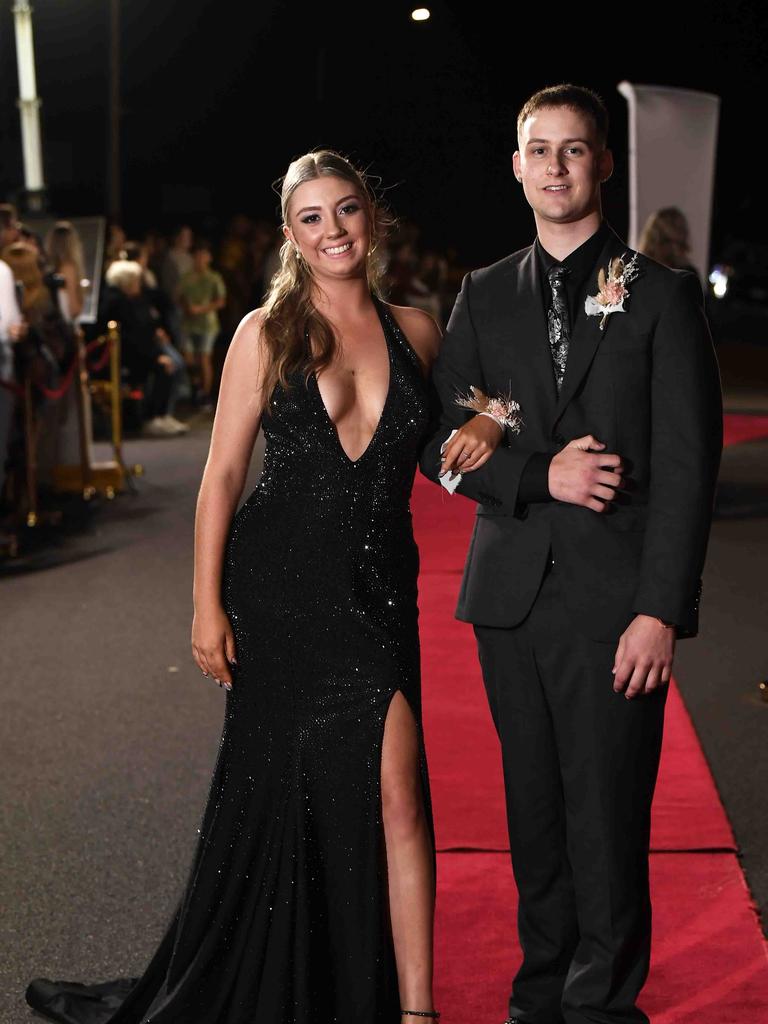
585, 252, 641, 330
455, 386, 523, 435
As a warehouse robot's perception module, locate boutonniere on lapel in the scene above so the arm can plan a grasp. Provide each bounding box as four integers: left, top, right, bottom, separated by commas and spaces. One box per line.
585, 252, 641, 331
455, 386, 523, 434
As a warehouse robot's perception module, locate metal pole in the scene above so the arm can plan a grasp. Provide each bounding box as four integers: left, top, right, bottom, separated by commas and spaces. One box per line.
12, 0, 46, 211
108, 0, 121, 222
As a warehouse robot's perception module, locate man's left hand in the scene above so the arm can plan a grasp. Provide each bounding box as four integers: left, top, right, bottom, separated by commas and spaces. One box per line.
612, 614, 676, 699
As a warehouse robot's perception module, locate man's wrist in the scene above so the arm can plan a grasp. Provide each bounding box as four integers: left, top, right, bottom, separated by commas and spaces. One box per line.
635, 612, 677, 632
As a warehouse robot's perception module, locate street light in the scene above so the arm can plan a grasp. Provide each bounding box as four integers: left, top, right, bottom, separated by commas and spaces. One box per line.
411, 8, 431, 21
12, 0, 46, 211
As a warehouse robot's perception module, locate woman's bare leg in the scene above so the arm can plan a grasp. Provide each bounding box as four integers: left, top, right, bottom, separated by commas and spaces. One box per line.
381, 690, 436, 1018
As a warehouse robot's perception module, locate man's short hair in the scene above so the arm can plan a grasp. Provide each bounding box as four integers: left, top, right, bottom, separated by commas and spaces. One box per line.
191, 240, 211, 255
517, 84, 609, 148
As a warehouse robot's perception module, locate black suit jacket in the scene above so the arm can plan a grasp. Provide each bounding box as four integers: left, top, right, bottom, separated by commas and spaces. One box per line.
419, 225, 723, 641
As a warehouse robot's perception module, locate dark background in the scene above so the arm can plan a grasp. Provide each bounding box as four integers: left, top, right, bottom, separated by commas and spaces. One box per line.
0, 0, 765, 265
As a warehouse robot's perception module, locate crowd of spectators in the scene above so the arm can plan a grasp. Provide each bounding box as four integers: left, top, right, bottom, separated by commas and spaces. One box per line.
1, 203, 82, 521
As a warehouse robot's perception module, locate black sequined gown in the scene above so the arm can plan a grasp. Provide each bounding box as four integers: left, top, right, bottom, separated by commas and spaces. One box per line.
26, 297, 435, 1024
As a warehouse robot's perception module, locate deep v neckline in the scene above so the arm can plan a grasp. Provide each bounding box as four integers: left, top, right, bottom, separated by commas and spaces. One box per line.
312, 298, 394, 466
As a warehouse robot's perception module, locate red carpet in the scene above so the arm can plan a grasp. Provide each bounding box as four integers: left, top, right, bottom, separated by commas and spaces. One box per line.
413, 457, 768, 1020
723, 413, 768, 448
434, 853, 768, 1023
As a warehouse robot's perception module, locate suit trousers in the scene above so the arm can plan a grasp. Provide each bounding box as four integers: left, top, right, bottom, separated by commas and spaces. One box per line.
474, 561, 667, 1024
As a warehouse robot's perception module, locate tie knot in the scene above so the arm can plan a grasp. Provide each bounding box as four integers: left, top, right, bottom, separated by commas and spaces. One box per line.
547, 264, 567, 286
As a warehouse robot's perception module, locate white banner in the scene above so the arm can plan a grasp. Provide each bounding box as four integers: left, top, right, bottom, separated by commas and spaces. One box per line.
617, 82, 720, 279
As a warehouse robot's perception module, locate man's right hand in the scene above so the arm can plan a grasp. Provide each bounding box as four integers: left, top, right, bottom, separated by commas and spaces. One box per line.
548, 435, 624, 512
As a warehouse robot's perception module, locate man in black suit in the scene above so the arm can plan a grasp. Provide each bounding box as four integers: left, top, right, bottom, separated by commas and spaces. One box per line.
420, 85, 722, 1024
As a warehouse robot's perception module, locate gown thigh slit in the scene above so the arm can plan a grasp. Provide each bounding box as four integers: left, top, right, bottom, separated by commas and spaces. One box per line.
26, 296, 435, 1024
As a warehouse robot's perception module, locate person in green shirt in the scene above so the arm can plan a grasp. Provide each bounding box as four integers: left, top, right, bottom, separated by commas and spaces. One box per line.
178, 241, 226, 409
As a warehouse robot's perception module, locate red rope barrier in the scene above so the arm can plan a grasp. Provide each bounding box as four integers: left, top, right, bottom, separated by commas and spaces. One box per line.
36, 355, 77, 400
86, 343, 111, 374
1, 332, 118, 402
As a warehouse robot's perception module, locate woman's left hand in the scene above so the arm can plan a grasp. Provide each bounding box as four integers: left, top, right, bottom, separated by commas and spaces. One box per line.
440, 415, 504, 476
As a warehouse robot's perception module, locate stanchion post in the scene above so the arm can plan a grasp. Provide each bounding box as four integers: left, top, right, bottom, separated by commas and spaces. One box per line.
23, 375, 38, 526
107, 320, 126, 473
74, 326, 94, 498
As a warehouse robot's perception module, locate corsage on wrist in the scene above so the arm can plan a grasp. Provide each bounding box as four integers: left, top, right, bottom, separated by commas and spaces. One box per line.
455, 386, 523, 434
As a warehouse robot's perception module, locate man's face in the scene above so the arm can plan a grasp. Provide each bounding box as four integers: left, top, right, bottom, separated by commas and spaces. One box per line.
194, 249, 211, 271
513, 105, 613, 225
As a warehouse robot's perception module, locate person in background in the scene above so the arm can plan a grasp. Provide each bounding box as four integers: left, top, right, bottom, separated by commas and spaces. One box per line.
143, 229, 167, 285
0, 204, 22, 259
248, 219, 277, 308
2, 238, 77, 490
124, 240, 159, 291
160, 224, 194, 304
104, 222, 127, 268
218, 214, 253, 336
638, 207, 700, 278
178, 240, 226, 410
125, 240, 189, 415
103, 260, 188, 437
0, 251, 26, 512
45, 221, 86, 323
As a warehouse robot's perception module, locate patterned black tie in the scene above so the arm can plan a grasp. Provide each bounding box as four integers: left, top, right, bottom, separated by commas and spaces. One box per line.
547, 265, 570, 393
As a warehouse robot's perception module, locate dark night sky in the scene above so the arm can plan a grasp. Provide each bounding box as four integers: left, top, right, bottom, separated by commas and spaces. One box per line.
1, 0, 765, 265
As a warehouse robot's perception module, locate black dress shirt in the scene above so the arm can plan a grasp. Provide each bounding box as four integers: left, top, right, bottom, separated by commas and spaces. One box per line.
517, 221, 611, 504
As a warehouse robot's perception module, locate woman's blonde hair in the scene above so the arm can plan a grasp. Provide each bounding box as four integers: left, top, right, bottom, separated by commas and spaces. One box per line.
638, 207, 691, 269
45, 221, 85, 279
260, 149, 392, 400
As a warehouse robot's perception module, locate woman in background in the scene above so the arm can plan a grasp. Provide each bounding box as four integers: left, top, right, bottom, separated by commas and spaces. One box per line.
638, 206, 700, 279
45, 221, 86, 323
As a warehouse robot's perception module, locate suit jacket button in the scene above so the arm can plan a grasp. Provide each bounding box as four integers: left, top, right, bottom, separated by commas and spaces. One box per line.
553, 433, 565, 446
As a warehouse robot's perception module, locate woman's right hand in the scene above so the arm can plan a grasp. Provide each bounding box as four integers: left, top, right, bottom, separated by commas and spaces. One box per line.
192, 604, 237, 690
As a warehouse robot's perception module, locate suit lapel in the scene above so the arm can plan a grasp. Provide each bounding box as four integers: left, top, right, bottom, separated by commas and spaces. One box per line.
551, 226, 630, 429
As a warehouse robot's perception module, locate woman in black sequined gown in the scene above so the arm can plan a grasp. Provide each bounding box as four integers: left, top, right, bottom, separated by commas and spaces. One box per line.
26, 152, 444, 1024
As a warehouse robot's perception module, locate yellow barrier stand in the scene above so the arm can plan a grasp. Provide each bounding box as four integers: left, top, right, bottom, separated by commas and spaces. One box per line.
53, 321, 143, 499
